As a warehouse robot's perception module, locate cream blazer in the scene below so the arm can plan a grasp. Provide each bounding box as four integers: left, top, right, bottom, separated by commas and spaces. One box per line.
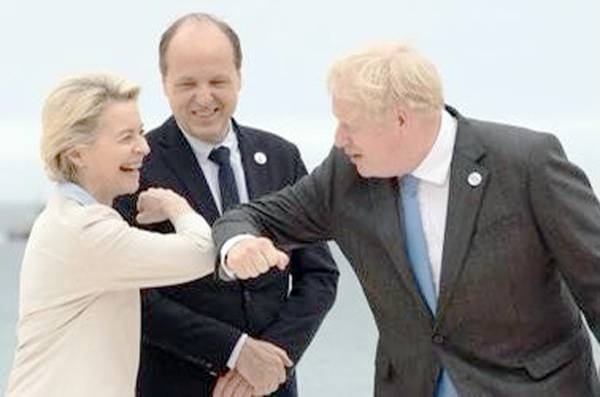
6, 191, 215, 397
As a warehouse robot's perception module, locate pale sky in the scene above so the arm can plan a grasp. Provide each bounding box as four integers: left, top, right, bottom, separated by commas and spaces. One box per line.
1, 0, 599, 202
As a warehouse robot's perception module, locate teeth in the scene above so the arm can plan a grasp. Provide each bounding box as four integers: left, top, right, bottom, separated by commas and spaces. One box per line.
192, 108, 218, 116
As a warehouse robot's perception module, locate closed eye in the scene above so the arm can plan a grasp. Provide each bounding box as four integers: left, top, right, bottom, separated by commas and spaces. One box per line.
118, 127, 143, 142
176, 81, 196, 89
118, 132, 135, 142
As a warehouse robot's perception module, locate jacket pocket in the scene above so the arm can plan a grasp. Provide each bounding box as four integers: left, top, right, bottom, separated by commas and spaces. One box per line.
521, 327, 588, 380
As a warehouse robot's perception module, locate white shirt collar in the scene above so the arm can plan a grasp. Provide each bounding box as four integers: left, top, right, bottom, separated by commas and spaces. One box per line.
179, 120, 237, 159
56, 182, 98, 206
411, 109, 457, 186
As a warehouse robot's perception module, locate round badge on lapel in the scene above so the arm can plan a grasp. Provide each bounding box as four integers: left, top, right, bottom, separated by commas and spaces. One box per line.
467, 171, 482, 187
254, 151, 267, 165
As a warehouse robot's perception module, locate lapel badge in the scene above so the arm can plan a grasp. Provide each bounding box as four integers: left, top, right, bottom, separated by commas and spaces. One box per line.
254, 151, 267, 165
467, 171, 482, 187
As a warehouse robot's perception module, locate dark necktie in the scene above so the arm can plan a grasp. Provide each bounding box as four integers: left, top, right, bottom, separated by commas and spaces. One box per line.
208, 146, 240, 212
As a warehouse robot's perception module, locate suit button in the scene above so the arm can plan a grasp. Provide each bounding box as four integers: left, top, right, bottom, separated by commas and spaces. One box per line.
432, 334, 444, 344
243, 290, 251, 302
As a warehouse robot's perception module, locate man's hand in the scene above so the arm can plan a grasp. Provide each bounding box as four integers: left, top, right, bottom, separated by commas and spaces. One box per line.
225, 237, 289, 279
212, 369, 253, 397
234, 337, 293, 395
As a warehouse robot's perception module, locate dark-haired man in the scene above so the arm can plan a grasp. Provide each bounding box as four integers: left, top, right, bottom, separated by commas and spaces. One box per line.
117, 13, 338, 397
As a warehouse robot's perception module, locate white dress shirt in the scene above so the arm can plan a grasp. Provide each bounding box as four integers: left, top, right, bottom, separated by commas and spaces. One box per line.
180, 122, 250, 214
179, 122, 249, 368
406, 109, 458, 295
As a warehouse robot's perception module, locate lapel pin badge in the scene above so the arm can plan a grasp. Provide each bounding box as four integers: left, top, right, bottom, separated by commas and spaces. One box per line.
467, 171, 482, 187
254, 151, 267, 165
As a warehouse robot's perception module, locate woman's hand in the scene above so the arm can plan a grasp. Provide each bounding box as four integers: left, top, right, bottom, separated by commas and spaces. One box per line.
136, 188, 192, 224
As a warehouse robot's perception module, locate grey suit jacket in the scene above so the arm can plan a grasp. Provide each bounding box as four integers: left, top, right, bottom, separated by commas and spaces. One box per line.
213, 107, 600, 396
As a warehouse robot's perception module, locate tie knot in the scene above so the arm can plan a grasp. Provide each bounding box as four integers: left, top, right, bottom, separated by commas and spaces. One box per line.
209, 146, 231, 167
401, 174, 419, 197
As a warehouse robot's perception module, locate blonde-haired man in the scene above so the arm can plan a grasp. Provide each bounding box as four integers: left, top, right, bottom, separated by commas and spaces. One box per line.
214, 42, 600, 396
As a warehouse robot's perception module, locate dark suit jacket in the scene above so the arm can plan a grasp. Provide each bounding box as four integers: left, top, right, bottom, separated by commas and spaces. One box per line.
213, 107, 600, 396
115, 118, 338, 397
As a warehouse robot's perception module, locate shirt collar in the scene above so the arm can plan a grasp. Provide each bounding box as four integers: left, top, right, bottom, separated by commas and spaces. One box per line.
410, 109, 457, 185
180, 120, 237, 160
56, 181, 98, 206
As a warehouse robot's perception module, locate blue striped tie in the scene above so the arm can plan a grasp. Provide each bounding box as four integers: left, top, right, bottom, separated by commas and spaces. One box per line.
400, 175, 458, 397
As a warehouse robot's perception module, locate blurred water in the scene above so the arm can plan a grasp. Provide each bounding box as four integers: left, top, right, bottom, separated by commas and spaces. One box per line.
0, 241, 23, 393
296, 245, 377, 396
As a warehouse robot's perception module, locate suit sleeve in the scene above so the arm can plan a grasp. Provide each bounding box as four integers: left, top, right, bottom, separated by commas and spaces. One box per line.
212, 147, 339, 250
140, 288, 243, 374
528, 133, 600, 340
255, 147, 339, 363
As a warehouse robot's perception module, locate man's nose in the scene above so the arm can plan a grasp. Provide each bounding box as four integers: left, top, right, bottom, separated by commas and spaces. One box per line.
136, 135, 150, 156
194, 85, 212, 104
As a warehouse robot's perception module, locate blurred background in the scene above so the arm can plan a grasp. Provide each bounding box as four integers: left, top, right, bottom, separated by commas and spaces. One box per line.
1, 1, 599, 394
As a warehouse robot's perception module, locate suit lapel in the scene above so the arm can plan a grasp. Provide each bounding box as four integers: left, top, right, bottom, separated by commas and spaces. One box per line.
157, 119, 221, 224
436, 113, 488, 324
368, 178, 434, 321
235, 121, 272, 199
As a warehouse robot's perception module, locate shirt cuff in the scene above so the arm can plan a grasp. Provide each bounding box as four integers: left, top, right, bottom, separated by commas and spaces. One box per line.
219, 234, 256, 280
226, 333, 249, 369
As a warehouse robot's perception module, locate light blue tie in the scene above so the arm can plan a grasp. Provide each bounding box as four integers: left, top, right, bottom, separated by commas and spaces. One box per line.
400, 175, 459, 397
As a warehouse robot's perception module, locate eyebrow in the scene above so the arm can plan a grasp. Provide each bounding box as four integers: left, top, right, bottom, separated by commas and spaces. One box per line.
171, 76, 196, 85
174, 74, 231, 83
117, 124, 144, 135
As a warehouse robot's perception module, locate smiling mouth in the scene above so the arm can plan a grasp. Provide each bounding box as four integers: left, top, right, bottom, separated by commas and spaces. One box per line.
191, 107, 219, 118
119, 164, 141, 172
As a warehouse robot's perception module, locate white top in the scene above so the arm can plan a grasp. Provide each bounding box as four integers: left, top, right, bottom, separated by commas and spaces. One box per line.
181, 122, 250, 214
406, 109, 458, 294
6, 183, 215, 397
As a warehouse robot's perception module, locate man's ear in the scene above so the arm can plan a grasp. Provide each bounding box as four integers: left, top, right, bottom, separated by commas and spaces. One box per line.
395, 106, 410, 134
161, 76, 169, 98
236, 70, 242, 92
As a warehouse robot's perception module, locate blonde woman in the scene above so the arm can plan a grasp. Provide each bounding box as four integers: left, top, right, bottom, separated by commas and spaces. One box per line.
5, 73, 279, 397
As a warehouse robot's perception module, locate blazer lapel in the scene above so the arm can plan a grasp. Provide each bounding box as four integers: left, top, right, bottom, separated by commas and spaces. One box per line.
234, 121, 272, 199
368, 178, 434, 321
157, 119, 221, 224
436, 114, 488, 324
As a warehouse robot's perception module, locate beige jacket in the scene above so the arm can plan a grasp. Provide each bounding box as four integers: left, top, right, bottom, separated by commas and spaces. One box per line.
6, 191, 215, 397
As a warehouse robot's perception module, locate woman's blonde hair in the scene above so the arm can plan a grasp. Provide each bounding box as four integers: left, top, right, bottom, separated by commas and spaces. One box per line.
40, 73, 139, 182
328, 42, 443, 115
